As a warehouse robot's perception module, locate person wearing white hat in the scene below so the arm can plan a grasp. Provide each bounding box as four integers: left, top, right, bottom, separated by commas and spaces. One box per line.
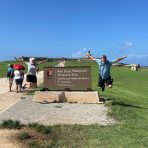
15, 57, 47, 88
26, 57, 38, 88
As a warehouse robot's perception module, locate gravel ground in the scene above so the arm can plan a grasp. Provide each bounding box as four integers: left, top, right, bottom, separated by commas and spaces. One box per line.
0, 95, 115, 125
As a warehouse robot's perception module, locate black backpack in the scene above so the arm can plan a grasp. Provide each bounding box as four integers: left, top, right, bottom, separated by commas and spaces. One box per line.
7, 70, 14, 78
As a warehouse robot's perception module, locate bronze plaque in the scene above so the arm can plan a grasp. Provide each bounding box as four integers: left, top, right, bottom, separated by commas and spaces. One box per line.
44, 67, 91, 90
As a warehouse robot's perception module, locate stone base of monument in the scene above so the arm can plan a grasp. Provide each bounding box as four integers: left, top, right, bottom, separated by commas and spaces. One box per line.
33, 91, 100, 104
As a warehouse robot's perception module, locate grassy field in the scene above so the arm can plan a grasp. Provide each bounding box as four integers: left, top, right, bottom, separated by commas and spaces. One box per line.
0, 61, 58, 78
1, 60, 148, 147
63, 60, 148, 147
0, 61, 27, 78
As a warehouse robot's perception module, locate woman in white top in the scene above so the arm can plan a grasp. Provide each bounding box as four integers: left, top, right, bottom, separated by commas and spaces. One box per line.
14, 70, 23, 93
15, 57, 47, 88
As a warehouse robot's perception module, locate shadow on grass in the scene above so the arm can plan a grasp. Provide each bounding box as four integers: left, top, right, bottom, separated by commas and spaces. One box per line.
111, 101, 148, 109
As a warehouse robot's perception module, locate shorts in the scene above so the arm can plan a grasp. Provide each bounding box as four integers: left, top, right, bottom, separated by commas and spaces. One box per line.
15, 79, 23, 85
26, 75, 37, 83
9, 78, 14, 84
98, 75, 113, 88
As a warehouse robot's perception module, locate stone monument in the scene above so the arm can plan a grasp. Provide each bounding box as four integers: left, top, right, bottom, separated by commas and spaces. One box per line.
33, 66, 100, 103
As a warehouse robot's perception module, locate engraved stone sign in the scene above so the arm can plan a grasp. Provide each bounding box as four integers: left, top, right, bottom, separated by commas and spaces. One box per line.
44, 67, 91, 90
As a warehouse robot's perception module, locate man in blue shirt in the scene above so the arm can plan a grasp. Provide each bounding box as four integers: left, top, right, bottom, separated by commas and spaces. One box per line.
7, 64, 14, 92
89, 55, 127, 91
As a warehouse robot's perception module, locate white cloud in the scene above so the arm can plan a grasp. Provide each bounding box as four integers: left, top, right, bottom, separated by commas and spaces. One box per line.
128, 54, 148, 59
72, 48, 87, 58
82, 48, 87, 51
121, 41, 134, 50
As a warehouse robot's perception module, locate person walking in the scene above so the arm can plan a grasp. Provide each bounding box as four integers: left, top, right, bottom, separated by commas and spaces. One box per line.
7, 64, 14, 92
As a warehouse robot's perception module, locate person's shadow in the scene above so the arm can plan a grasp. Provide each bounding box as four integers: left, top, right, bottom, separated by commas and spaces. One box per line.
111, 101, 148, 109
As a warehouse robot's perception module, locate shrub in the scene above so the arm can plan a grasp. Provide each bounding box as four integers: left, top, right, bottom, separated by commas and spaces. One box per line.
0, 120, 22, 129
18, 131, 31, 140
28, 123, 51, 134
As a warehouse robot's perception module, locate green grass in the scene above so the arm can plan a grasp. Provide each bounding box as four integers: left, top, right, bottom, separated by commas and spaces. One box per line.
2, 60, 148, 147
28, 141, 41, 148
37, 61, 58, 71
28, 123, 52, 134
64, 60, 148, 147
0, 61, 27, 78
0, 61, 58, 78
0, 119, 23, 129
17, 131, 31, 140
17, 61, 148, 147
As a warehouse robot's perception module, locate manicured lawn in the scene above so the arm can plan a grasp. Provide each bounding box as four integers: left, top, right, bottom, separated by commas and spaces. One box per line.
0, 61, 58, 78
37, 61, 58, 71
1, 60, 148, 147
40, 61, 148, 148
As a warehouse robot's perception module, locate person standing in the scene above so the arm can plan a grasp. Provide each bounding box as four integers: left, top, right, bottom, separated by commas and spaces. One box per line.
14, 69, 23, 93
85, 51, 92, 59
26, 58, 39, 88
88, 55, 127, 91
7, 64, 14, 92
15, 57, 47, 88
20, 70, 25, 91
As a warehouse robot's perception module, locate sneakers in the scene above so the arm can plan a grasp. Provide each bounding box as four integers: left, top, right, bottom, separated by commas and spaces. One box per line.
99, 97, 105, 103
98, 86, 105, 91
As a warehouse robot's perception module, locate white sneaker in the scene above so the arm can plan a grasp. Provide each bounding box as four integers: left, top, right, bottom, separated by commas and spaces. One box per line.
108, 85, 112, 88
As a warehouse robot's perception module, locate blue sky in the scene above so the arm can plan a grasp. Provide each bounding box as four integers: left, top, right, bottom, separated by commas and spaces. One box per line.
0, 0, 148, 65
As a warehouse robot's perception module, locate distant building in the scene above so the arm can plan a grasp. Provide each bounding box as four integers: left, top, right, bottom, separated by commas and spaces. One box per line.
131, 65, 139, 71
125, 64, 140, 71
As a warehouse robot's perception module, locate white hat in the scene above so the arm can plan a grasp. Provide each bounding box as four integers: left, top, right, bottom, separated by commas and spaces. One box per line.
30, 57, 36, 63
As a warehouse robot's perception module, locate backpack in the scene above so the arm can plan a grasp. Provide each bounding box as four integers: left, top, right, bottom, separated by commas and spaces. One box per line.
7, 69, 14, 78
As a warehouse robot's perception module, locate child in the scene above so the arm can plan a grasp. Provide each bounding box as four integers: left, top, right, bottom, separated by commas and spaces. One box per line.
20, 70, 24, 91
14, 69, 24, 93
7, 64, 14, 92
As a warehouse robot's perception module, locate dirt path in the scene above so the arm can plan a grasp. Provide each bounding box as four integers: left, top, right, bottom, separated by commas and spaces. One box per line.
0, 129, 22, 148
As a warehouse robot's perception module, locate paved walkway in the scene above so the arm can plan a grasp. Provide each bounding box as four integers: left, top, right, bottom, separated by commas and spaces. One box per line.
0, 71, 43, 112
0, 62, 115, 125
0, 61, 64, 112
0, 96, 114, 125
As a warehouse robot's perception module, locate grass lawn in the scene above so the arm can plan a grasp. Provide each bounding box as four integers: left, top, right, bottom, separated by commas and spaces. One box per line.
0, 61, 58, 78
1, 60, 148, 147
0, 61, 27, 78
49, 60, 148, 147
0, 60, 58, 95
37, 61, 58, 71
